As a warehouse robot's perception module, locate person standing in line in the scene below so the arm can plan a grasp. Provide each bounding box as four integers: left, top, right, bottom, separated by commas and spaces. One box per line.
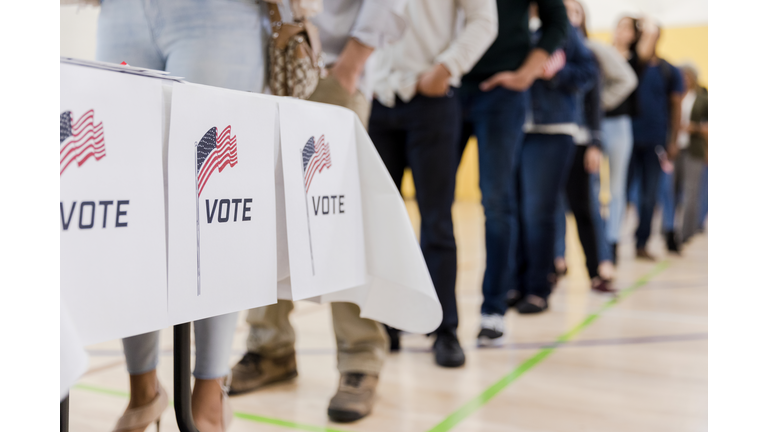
93, 0, 270, 430
601, 16, 657, 264
551, 0, 637, 293
627, 21, 684, 261
675, 63, 708, 244
229, 0, 409, 423
505, 12, 599, 314
367, 0, 498, 367
456, 0, 568, 346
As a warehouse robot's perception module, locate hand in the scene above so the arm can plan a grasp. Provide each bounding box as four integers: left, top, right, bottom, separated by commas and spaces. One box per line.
417, 63, 451, 97
480, 70, 536, 92
329, 38, 374, 96
329, 64, 359, 96
584, 146, 602, 174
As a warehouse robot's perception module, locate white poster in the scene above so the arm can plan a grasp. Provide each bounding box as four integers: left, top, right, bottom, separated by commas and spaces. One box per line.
60, 63, 169, 345
278, 99, 367, 300
167, 83, 278, 324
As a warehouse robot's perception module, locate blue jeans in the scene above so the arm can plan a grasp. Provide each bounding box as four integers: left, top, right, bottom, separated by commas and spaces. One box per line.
628, 143, 663, 249
98, 0, 265, 379
601, 116, 633, 250
368, 93, 460, 333
518, 134, 575, 298
459, 86, 528, 316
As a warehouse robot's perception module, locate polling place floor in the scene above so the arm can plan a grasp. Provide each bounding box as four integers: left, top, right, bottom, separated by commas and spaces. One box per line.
69, 201, 708, 432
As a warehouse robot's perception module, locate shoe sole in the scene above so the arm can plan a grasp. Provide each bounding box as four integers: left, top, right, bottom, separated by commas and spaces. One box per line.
476, 336, 504, 347
227, 370, 298, 396
328, 408, 368, 423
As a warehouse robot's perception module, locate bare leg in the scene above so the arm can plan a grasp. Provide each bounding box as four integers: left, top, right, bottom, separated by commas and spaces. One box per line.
192, 377, 228, 432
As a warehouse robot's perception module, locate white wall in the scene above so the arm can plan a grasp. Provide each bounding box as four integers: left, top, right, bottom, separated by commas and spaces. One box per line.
580, 0, 707, 31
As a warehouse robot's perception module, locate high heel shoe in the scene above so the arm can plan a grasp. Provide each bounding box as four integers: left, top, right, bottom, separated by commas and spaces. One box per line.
112, 381, 168, 432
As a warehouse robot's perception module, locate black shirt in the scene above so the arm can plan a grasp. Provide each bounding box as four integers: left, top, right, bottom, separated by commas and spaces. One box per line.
605, 52, 644, 117
462, 0, 569, 85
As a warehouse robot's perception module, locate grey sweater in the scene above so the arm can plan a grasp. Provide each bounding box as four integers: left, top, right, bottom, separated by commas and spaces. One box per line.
585, 39, 637, 112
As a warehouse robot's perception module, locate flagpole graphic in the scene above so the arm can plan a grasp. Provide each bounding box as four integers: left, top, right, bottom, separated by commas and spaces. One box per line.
302, 148, 316, 276
301, 135, 332, 277
195, 126, 239, 296
195, 141, 202, 296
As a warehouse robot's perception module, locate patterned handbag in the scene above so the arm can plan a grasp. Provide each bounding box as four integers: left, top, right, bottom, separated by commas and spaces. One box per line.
266, 2, 322, 99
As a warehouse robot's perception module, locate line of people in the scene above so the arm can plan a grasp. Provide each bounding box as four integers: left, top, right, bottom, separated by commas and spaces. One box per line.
86, 0, 707, 431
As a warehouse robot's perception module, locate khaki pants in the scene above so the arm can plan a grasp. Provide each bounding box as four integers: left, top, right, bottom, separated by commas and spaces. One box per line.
245, 76, 387, 374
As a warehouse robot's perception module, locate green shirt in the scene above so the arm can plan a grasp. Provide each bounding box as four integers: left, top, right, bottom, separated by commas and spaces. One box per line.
462, 0, 569, 85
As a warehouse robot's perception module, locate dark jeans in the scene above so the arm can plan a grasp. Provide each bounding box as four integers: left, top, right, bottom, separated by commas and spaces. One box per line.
628, 143, 663, 249
368, 92, 460, 333
458, 86, 528, 316
517, 134, 575, 299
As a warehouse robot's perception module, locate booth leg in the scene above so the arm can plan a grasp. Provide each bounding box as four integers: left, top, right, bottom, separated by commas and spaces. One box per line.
60, 394, 69, 432
174, 323, 199, 432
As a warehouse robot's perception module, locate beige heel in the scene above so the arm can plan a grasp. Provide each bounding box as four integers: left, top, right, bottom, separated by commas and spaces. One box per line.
112, 382, 168, 432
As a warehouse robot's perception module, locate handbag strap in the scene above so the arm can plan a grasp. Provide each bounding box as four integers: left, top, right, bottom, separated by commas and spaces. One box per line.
266, 1, 322, 66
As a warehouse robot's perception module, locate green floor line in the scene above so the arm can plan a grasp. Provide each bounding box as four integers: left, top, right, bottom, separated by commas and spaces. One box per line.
73, 261, 669, 432
426, 260, 670, 432
72, 383, 354, 432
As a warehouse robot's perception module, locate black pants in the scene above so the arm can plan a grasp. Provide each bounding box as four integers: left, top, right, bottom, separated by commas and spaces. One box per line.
368, 92, 460, 333
564, 146, 600, 279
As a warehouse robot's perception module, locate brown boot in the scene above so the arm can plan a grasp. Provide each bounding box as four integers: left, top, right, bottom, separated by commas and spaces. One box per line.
228, 351, 297, 396
327, 372, 378, 423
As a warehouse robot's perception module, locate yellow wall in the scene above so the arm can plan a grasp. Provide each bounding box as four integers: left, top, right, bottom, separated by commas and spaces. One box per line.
400, 25, 707, 202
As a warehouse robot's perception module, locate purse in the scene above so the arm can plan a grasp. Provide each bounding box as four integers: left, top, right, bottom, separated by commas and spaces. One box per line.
266, 1, 323, 99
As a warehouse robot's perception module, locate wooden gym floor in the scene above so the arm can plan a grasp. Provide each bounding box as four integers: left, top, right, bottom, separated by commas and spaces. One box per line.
69, 200, 708, 432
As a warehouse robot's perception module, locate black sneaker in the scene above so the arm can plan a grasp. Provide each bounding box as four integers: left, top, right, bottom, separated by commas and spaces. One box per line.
665, 231, 681, 254
477, 314, 505, 347
384, 325, 400, 352
516, 295, 549, 314
433, 330, 465, 367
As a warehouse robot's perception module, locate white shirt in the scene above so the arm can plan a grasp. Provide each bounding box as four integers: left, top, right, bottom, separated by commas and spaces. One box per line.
279, 0, 410, 98
370, 0, 498, 107
677, 90, 697, 149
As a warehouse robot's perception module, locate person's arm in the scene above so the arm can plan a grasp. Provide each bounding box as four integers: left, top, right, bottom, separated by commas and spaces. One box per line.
583, 81, 604, 173
636, 18, 659, 63
480, 0, 568, 91
332, 0, 409, 95
330, 38, 375, 95
587, 40, 638, 111
546, 28, 598, 94
666, 66, 685, 159
666, 92, 682, 159
419, 0, 498, 96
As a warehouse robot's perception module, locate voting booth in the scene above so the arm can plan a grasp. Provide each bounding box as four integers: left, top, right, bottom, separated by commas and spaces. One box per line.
60, 59, 443, 404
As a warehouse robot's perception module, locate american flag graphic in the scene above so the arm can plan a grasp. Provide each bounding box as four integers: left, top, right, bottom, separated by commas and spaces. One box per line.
196, 126, 238, 197
302, 135, 331, 193
542, 49, 566, 80
60, 110, 106, 175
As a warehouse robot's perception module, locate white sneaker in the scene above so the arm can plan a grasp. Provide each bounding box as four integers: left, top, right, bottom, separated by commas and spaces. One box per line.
477, 314, 505, 347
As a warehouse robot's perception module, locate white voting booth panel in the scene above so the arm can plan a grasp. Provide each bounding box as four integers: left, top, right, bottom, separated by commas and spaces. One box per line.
60, 63, 169, 345
167, 83, 278, 324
